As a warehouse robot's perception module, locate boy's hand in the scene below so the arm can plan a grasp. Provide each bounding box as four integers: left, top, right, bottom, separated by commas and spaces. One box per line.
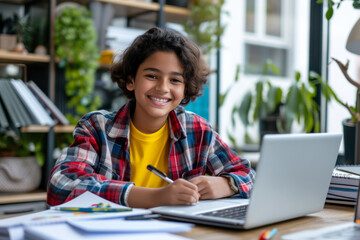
127, 179, 199, 208
156, 178, 200, 206
189, 176, 235, 200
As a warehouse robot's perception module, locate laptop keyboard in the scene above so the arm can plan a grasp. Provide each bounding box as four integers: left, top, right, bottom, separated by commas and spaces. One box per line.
197, 205, 248, 220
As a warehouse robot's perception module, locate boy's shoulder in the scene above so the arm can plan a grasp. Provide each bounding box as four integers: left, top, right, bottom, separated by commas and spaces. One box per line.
174, 105, 212, 130
80, 109, 117, 122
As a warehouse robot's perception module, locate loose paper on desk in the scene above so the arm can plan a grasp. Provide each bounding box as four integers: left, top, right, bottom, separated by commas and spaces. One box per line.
0, 191, 150, 228
0, 191, 151, 240
24, 223, 192, 240
67, 218, 193, 233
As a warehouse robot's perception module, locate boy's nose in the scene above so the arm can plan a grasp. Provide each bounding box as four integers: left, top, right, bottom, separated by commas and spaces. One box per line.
156, 78, 170, 92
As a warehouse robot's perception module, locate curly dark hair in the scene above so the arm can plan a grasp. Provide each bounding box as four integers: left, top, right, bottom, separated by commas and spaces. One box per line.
111, 27, 210, 105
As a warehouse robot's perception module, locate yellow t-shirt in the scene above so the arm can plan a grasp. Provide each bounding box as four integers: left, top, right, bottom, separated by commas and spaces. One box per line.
129, 120, 170, 188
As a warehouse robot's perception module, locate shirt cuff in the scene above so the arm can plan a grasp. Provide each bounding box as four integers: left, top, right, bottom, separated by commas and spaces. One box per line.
123, 183, 134, 207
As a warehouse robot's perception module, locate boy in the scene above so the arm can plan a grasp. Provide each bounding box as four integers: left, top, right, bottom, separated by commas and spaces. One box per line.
47, 27, 255, 208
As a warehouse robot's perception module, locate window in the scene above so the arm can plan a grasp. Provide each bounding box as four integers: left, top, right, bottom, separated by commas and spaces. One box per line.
243, 0, 291, 77
219, 0, 310, 147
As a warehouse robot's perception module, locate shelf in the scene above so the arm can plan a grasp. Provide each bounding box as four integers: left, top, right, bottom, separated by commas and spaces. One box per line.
0, 191, 46, 205
98, 0, 189, 23
0, 50, 50, 64
20, 125, 75, 133
54, 125, 75, 133
21, 125, 50, 133
0, 0, 36, 3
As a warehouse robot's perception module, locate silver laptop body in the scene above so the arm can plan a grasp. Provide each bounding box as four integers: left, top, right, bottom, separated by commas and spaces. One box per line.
151, 133, 342, 229
282, 164, 360, 239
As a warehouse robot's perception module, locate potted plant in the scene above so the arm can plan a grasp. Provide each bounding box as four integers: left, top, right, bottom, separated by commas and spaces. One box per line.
55, 4, 101, 124
13, 14, 31, 54
182, 0, 226, 56
220, 60, 320, 148
314, 58, 360, 164
0, 131, 44, 192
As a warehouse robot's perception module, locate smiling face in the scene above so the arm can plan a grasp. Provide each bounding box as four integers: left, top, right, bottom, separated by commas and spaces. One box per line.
126, 51, 185, 133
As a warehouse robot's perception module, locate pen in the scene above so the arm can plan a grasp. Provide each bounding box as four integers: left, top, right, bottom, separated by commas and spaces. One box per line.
125, 213, 162, 220
53, 207, 132, 212
147, 164, 174, 184
259, 228, 277, 240
259, 230, 268, 240
266, 228, 277, 239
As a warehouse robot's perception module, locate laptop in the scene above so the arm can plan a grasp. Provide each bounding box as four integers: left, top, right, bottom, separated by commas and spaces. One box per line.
282, 173, 360, 239
150, 133, 342, 229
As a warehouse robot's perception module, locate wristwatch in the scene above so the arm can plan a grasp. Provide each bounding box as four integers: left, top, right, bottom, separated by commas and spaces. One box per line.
222, 175, 239, 193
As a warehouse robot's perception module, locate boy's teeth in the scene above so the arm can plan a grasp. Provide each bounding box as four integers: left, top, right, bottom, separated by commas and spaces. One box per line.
152, 97, 168, 103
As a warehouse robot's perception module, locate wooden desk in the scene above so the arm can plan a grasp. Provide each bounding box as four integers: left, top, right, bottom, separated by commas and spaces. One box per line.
0, 203, 353, 239
178, 204, 354, 240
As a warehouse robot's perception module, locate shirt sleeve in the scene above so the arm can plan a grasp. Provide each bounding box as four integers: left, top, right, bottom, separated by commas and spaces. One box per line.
207, 130, 256, 198
46, 115, 133, 206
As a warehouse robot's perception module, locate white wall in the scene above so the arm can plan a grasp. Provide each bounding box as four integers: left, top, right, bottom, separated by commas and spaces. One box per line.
327, 2, 360, 153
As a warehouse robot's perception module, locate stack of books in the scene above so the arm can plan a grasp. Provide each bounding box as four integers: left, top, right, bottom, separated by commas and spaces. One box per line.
326, 166, 360, 205
0, 79, 69, 130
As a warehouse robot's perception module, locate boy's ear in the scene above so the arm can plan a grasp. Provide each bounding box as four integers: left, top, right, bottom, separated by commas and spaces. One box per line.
126, 77, 135, 91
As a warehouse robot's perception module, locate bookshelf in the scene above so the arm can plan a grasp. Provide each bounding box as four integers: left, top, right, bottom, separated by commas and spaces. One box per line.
0, 191, 47, 217
0, 50, 50, 63
98, 0, 189, 23
0, 191, 46, 205
0, 0, 190, 210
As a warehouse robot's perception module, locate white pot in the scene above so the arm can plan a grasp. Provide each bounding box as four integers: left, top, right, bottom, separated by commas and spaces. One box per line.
0, 156, 41, 193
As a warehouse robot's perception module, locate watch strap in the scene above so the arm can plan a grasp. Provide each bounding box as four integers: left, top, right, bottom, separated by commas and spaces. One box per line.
222, 175, 239, 193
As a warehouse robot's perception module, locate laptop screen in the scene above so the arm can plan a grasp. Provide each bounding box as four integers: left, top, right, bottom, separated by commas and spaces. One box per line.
355, 179, 360, 223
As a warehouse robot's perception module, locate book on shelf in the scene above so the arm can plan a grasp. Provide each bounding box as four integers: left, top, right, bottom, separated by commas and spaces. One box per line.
5, 80, 35, 126
0, 80, 23, 128
10, 79, 55, 126
0, 79, 70, 130
26, 81, 69, 125
0, 97, 9, 130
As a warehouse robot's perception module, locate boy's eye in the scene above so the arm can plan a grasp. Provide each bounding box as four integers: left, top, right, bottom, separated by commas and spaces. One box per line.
171, 78, 183, 84
145, 74, 157, 79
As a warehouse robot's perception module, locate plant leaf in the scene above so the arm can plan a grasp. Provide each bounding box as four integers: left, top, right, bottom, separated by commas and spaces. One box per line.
253, 81, 264, 120
267, 86, 283, 113
239, 91, 252, 126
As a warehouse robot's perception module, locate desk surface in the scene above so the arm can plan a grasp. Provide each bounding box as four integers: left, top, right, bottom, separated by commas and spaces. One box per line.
177, 204, 354, 240
0, 203, 354, 239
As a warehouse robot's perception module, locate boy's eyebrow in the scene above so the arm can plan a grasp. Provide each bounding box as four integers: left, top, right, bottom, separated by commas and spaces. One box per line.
143, 68, 184, 78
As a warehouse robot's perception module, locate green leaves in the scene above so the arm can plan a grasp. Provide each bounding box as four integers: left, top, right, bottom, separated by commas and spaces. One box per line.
284, 71, 320, 133
183, 0, 226, 55
239, 91, 252, 127
0, 131, 45, 166
221, 60, 324, 148
317, 0, 357, 21
55, 6, 100, 124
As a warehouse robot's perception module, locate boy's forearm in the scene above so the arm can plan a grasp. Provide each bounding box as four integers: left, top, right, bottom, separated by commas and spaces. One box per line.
127, 186, 161, 208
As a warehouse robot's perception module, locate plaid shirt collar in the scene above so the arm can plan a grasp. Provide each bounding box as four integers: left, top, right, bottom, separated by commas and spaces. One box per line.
106, 100, 187, 141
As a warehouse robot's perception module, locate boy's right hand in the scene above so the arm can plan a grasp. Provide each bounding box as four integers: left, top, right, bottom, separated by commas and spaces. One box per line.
127, 179, 199, 208
156, 178, 200, 206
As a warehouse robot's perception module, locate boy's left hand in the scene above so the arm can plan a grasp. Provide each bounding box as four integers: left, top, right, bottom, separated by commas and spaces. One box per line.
189, 176, 235, 200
